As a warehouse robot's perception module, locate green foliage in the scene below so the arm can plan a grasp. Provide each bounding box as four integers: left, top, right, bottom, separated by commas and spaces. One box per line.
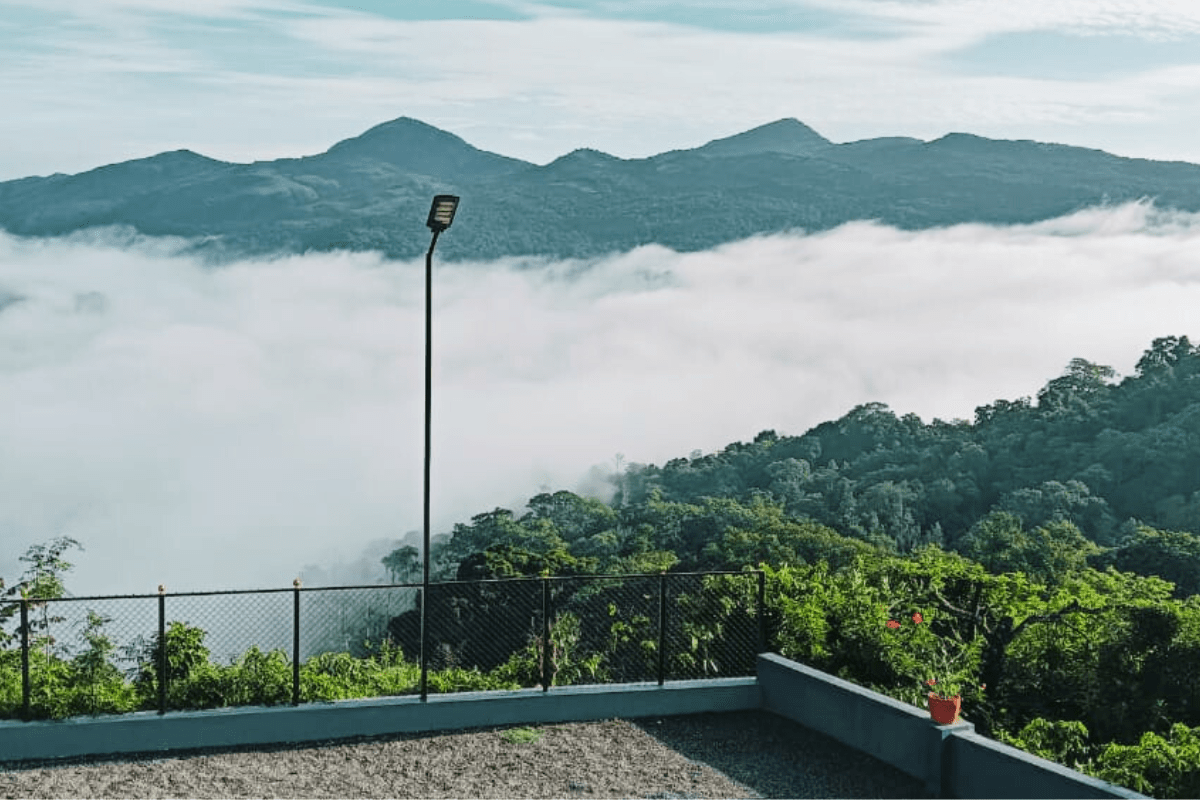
499, 726, 543, 744
998, 480, 1119, 547
455, 542, 596, 581
601, 601, 657, 682
491, 611, 609, 687
521, 491, 617, 543
22, 646, 73, 719
603, 337, 1200, 589
0, 536, 83, 651
751, 542, 1200, 797
612, 549, 678, 575
68, 610, 139, 717
1092, 724, 1200, 799
218, 646, 293, 706
424, 665, 521, 693
992, 717, 1095, 773
962, 512, 1101, 587
1090, 525, 1200, 601
1036, 358, 1117, 413
665, 571, 763, 679
132, 620, 216, 707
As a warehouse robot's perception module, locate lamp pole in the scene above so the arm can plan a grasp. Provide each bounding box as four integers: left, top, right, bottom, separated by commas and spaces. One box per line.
420, 195, 459, 703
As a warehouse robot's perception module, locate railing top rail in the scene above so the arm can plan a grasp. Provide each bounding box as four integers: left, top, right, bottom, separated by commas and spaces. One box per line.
11, 587, 300, 602
1, 569, 764, 602
1, 592, 161, 603
429, 570, 762, 587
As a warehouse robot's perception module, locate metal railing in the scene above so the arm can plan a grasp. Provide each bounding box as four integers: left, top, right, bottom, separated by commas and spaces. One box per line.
0, 570, 765, 720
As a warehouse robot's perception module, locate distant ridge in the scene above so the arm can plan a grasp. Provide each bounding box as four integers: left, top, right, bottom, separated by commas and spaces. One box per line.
2, 115, 1199, 262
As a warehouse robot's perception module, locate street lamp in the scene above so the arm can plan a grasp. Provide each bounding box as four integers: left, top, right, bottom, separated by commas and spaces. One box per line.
420, 194, 458, 702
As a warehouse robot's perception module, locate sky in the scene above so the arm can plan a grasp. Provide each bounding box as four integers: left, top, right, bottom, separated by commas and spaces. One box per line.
3, 0, 1200, 182
3, 1, 1200, 657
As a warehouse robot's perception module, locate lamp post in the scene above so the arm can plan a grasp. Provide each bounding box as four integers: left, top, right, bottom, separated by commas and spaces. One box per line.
420, 194, 459, 702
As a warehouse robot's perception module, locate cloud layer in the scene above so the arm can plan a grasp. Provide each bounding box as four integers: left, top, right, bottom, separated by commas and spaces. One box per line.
2, 202, 1200, 605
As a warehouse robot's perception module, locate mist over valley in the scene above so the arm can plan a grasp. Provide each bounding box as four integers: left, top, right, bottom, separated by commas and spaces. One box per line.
2, 197, 1199, 601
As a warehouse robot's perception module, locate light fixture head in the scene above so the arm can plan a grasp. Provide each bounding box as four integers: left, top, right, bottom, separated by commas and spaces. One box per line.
426, 195, 460, 232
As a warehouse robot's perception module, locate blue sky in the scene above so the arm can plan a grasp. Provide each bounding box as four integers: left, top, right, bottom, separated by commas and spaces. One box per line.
2, 0, 1200, 180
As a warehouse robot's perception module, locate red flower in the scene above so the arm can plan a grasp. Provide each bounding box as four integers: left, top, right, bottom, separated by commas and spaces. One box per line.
884, 608, 986, 703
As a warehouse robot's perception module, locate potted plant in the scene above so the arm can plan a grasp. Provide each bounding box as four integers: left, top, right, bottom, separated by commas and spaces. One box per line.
885, 611, 985, 724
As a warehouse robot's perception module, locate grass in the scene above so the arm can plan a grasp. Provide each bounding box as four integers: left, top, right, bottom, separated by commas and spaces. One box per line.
499, 726, 543, 744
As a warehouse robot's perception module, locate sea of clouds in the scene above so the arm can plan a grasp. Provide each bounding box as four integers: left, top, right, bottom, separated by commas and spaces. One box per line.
2, 201, 1199, 609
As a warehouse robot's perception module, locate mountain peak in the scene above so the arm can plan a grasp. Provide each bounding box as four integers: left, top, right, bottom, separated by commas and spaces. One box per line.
319, 116, 527, 179
695, 118, 832, 158
551, 147, 620, 165
324, 117, 473, 162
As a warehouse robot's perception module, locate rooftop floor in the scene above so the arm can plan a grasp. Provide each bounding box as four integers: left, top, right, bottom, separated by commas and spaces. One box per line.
632, 709, 929, 798
0, 709, 928, 799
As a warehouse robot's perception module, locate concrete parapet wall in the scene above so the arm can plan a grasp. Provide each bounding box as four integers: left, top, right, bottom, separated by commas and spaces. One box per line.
0, 656, 1158, 798
947, 729, 1148, 799
0, 679, 760, 765
755, 652, 1149, 799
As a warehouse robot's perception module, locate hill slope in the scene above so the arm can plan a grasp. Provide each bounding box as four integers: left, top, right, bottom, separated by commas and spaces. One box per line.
3, 117, 1200, 262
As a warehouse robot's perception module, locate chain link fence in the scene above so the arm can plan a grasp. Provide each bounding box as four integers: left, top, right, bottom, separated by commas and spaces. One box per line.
0, 570, 765, 721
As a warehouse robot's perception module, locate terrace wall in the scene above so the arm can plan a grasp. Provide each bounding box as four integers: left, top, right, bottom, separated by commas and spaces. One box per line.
757, 652, 1149, 799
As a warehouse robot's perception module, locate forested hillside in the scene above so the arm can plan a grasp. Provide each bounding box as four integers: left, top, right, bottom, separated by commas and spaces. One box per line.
375, 333, 1200, 797
5, 116, 1200, 262
418, 334, 1200, 601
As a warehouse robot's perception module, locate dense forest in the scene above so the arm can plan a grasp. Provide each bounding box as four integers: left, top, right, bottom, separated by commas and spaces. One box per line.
411, 334, 1200, 598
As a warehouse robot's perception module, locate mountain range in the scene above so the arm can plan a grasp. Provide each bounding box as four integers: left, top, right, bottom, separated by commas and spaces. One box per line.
2, 117, 1200, 262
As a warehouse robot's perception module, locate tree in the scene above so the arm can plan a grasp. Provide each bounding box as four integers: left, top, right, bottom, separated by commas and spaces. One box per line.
381, 545, 420, 584
1088, 525, 1200, 600
997, 480, 1119, 546
960, 511, 1099, 587
0, 537, 83, 654
1036, 358, 1117, 413
765, 458, 817, 516
1135, 336, 1198, 378
701, 512, 874, 574
430, 507, 538, 578
960, 511, 1036, 578
454, 543, 595, 582
520, 491, 617, 544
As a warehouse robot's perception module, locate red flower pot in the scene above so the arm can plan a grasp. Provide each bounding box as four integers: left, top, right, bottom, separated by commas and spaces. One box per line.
927, 693, 961, 724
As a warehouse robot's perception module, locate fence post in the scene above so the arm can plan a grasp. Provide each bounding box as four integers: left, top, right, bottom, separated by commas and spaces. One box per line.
419, 587, 428, 702
541, 576, 551, 692
757, 570, 766, 655
657, 572, 666, 686
157, 585, 166, 715
293, 579, 301, 706
20, 595, 30, 721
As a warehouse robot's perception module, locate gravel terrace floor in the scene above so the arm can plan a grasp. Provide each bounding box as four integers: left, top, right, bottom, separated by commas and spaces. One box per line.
0, 709, 930, 799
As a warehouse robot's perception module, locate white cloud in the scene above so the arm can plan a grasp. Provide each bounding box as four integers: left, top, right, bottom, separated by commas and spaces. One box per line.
806, 0, 1200, 39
